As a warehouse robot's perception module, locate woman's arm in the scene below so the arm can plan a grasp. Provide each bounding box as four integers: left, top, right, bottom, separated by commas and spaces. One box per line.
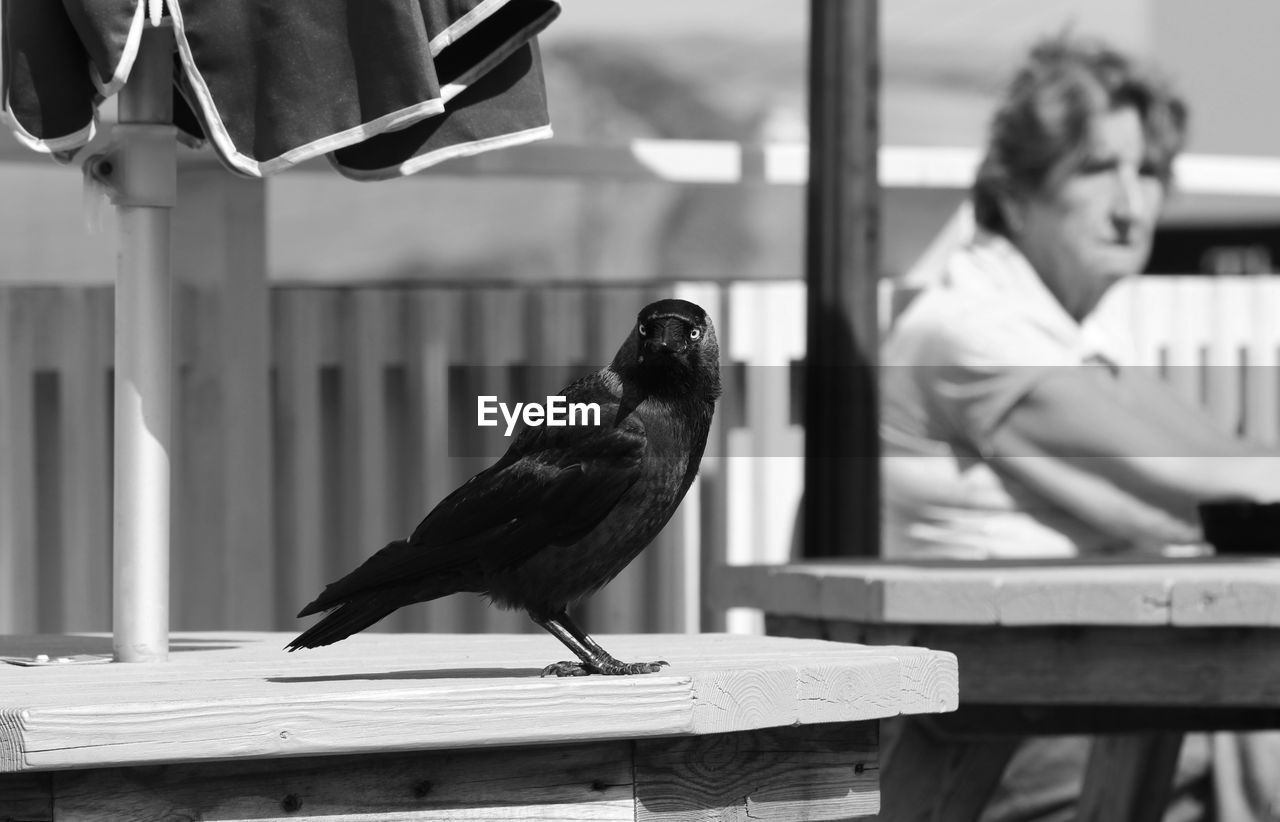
991, 439, 1203, 549
1112, 364, 1254, 452
989, 364, 1280, 534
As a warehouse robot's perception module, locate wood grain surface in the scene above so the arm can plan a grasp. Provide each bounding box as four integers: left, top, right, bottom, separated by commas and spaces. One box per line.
719, 558, 1280, 626
0, 632, 956, 774
732, 561, 1280, 713
0, 724, 881, 822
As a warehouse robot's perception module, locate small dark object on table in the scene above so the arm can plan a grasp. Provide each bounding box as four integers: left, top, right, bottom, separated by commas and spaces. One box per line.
1198, 499, 1280, 555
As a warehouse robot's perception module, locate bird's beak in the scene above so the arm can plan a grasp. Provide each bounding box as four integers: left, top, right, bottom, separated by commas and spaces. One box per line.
643, 325, 686, 357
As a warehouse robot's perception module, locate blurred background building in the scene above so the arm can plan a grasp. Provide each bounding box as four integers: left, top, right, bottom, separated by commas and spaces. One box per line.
6, 0, 1280, 287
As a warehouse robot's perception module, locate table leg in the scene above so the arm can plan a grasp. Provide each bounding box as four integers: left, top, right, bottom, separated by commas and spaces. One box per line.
877, 716, 1020, 822
1077, 733, 1184, 822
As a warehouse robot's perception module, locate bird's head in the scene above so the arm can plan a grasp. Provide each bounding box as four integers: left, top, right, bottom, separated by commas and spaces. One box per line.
613, 299, 721, 401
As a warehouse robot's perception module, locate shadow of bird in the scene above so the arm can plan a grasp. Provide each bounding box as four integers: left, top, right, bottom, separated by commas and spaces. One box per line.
287, 298, 721, 676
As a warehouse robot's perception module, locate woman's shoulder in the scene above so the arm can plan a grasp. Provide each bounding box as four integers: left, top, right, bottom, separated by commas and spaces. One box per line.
885, 236, 1088, 370
884, 285, 1059, 369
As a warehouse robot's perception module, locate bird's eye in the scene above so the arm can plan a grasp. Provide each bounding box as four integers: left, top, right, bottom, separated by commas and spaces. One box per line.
689, 327, 701, 340
638, 323, 648, 336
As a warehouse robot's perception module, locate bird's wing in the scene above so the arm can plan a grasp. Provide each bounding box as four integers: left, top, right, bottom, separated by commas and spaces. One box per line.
409, 406, 646, 572
302, 396, 645, 613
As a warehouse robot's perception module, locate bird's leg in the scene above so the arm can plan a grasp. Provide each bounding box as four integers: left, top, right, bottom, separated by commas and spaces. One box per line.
534, 611, 668, 677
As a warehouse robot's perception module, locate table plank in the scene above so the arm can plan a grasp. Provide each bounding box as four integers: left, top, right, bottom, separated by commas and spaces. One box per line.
0, 772, 49, 820
2, 723, 881, 822
0, 632, 956, 774
834, 622, 1280, 709
53, 744, 636, 822
635, 724, 878, 822
731, 562, 1280, 711
1170, 573, 1280, 625
914, 625, 1280, 707
727, 559, 1280, 822
722, 558, 1280, 627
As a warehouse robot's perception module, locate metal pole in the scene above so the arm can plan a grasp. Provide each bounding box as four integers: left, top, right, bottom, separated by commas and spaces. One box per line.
112, 22, 175, 662
803, 0, 881, 557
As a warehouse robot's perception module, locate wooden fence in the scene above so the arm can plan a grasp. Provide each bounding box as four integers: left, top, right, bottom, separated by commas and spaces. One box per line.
0, 280, 808, 637
1091, 276, 1280, 444
2, 275, 1277, 636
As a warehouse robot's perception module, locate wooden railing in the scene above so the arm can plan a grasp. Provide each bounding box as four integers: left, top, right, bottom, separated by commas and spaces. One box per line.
0, 280, 807, 636
1091, 276, 1280, 443
1, 275, 1277, 636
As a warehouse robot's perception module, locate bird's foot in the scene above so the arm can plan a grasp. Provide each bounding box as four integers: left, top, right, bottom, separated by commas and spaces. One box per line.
540, 659, 669, 677
541, 660, 593, 677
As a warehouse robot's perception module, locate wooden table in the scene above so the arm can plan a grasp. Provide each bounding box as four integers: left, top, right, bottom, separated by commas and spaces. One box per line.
0, 631, 955, 821
718, 557, 1280, 822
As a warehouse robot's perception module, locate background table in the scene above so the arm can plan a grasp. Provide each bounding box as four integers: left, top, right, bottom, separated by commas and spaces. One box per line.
0, 631, 955, 821
719, 557, 1280, 822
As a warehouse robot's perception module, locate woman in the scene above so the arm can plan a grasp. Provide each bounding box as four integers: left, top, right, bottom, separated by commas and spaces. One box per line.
882, 36, 1280, 561
880, 35, 1280, 821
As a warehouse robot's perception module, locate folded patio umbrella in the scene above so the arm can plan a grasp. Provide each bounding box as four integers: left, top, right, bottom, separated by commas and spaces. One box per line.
0, 0, 561, 663
2, 0, 560, 178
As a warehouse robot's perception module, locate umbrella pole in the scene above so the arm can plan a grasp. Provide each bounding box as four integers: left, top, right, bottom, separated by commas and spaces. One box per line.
112, 22, 176, 663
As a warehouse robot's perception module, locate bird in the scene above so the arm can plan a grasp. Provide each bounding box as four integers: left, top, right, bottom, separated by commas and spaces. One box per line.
287, 298, 721, 676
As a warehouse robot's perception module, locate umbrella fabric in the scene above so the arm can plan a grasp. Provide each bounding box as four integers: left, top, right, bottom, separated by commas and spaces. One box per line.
2, 0, 140, 158
332, 38, 550, 180
2, 0, 561, 178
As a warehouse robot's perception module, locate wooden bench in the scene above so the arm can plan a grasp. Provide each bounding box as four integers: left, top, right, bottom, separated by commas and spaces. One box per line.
0, 631, 956, 820
718, 557, 1280, 822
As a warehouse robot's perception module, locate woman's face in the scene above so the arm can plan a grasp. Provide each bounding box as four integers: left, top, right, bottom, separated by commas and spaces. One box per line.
1004, 105, 1164, 321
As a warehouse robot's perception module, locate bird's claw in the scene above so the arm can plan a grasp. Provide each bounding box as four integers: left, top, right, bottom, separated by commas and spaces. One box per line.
619, 659, 669, 675
540, 659, 669, 677
541, 661, 593, 677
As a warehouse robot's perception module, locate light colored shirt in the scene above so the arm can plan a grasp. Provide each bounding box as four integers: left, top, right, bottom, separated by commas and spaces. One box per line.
880, 232, 1126, 559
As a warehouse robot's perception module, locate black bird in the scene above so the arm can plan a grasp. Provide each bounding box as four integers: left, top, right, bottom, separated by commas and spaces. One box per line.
287, 298, 721, 676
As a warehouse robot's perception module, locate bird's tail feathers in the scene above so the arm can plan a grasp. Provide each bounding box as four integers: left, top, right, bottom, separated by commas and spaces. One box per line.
295, 539, 415, 618
286, 595, 400, 651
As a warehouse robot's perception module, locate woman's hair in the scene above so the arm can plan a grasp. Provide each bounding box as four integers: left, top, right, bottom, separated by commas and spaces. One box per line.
972, 34, 1188, 235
